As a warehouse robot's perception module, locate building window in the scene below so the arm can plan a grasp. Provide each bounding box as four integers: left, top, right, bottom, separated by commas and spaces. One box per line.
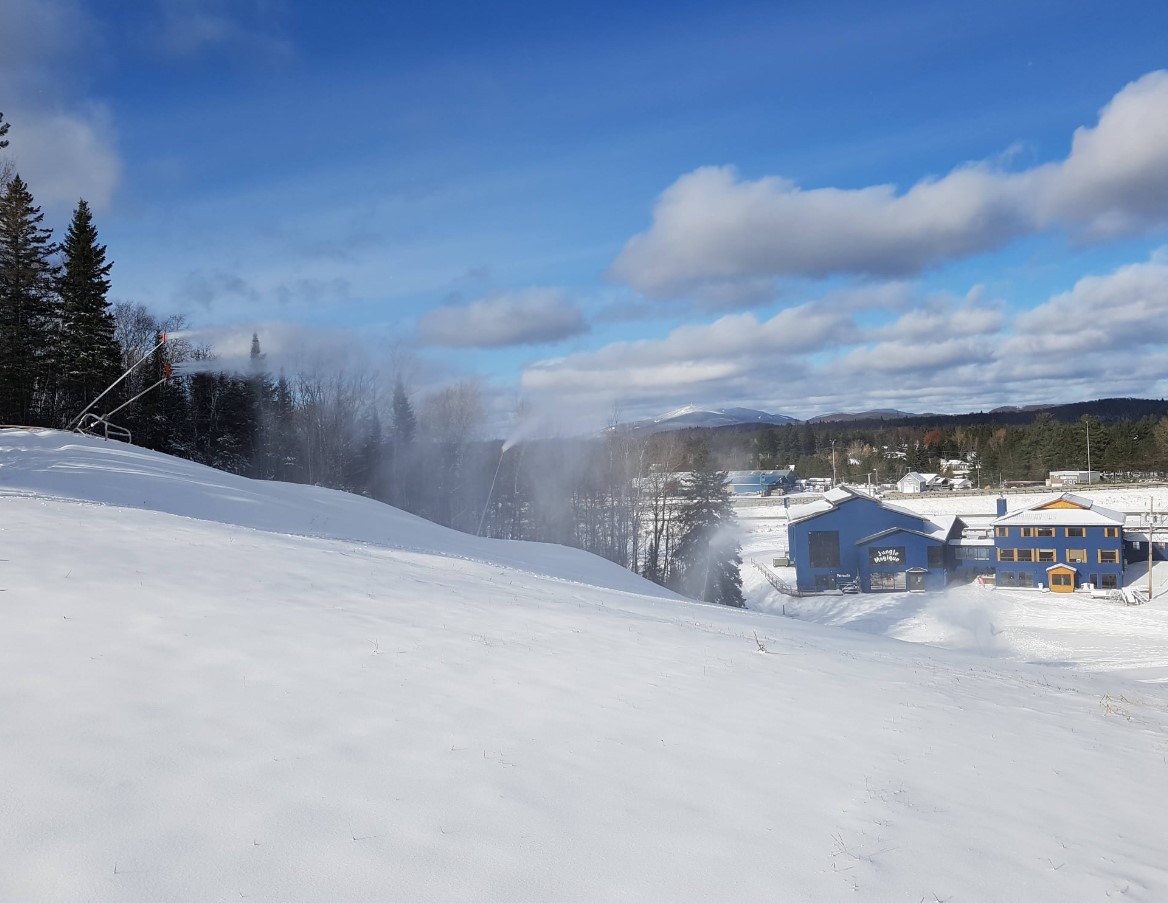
995, 527, 1009, 537
1089, 573, 1099, 587
815, 574, 837, 591
927, 546, 945, 568
1100, 574, 1118, 589
1104, 527, 1119, 538
1020, 527, 1034, 538
1066, 527, 1085, 538
998, 548, 1015, 562
1016, 548, 1034, 562
1098, 549, 1119, 564
1051, 573, 1073, 587
998, 571, 1016, 586
1036, 527, 1055, 537
869, 572, 907, 591
809, 531, 840, 568
1067, 549, 1088, 563
1037, 549, 1055, 562
956, 546, 991, 561
1018, 572, 1035, 588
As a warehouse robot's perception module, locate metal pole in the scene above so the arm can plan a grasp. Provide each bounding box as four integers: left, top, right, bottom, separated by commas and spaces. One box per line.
1149, 499, 1155, 603
98, 374, 169, 423
67, 334, 168, 431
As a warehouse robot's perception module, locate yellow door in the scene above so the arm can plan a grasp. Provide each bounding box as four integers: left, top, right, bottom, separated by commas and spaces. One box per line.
1049, 567, 1075, 593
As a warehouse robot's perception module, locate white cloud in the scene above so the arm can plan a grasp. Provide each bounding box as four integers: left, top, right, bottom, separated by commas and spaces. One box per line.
0, 0, 121, 212
3, 106, 121, 211
611, 71, 1168, 299
417, 288, 588, 348
1004, 257, 1168, 357
521, 252, 1168, 423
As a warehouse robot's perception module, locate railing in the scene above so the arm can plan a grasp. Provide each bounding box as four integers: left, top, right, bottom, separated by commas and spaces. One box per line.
751, 559, 800, 596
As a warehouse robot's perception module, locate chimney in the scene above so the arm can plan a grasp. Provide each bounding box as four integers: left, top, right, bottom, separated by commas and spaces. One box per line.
996, 496, 1007, 517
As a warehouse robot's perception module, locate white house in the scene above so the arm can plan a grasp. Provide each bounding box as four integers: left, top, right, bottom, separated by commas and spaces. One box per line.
898, 472, 932, 493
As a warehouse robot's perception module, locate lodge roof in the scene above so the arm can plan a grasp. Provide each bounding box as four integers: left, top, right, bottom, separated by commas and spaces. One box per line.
788, 485, 947, 531
993, 492, 1126, 527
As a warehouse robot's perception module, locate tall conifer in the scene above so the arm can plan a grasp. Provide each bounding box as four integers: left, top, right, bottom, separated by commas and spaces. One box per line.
0, 175, 60, 425
58, 199, 121, 422
668, 440, 744, 606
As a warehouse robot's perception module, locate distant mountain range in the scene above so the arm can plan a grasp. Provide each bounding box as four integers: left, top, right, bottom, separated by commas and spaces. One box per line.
617, 398, 1168, 435
807, 409, 917, 423
621, 405, 800, 433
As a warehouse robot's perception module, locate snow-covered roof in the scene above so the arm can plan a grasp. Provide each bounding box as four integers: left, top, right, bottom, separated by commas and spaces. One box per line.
855, 525, 948, 546
787, 485, 941, 528
993, 492, 1126, 527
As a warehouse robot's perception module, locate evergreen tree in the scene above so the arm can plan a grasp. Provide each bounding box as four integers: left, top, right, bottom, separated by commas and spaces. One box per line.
389, 377, 417, 510
390, 377, 416, 444
57, 199, 121, 423
136, 330, 188, 453
270, 374, 298, 481
0, 175, 60, 425
668, 441, 744, 607
0, 112, 12, 188
247, 333, 277, 478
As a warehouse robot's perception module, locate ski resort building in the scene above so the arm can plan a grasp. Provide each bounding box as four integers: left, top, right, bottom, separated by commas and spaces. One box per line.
786, 487, 958, 593
786, 489, 1132, 595
991, 493, 1126, 592
725, 469, 797, 496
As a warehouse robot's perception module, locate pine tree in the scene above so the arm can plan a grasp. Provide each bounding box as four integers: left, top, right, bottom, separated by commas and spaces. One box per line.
390, 377, 416, 444
57, 199, 121, 424
248, 333, 277, 478
0, 112, 12, 188
0, 175, 60, 425
270, 374, 298, 481
668, 441, 744, 606
389, 377, 418, 510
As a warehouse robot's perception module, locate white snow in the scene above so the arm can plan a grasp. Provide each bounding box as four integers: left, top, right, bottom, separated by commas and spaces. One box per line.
4, 431, 1168, 901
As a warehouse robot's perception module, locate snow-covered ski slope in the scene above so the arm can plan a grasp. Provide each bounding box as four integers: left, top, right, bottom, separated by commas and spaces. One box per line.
2, 430, 1167, 902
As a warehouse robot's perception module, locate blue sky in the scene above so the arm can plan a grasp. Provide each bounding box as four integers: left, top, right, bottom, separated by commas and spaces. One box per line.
5, 0, 1168, 431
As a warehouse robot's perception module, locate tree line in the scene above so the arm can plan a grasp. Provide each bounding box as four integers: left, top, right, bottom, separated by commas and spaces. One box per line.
679, 411, 1168, 487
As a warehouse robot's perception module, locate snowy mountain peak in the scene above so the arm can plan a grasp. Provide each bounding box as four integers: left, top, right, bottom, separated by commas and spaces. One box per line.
621, 405, 800, 433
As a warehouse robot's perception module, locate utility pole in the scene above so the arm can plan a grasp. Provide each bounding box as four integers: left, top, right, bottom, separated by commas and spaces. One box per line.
1086, 418, 1092, 486
1148, 498, 1159, 602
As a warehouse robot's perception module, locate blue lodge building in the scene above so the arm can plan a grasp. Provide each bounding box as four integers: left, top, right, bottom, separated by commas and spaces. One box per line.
787, 488, 1129, 594
991, 493, 1125, 592
787, 487, 958, 593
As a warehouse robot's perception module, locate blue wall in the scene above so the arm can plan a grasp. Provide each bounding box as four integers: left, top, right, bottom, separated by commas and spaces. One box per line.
787, 495, 938, 593
856, 530, 948, 592
993, 525, 1124, 589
